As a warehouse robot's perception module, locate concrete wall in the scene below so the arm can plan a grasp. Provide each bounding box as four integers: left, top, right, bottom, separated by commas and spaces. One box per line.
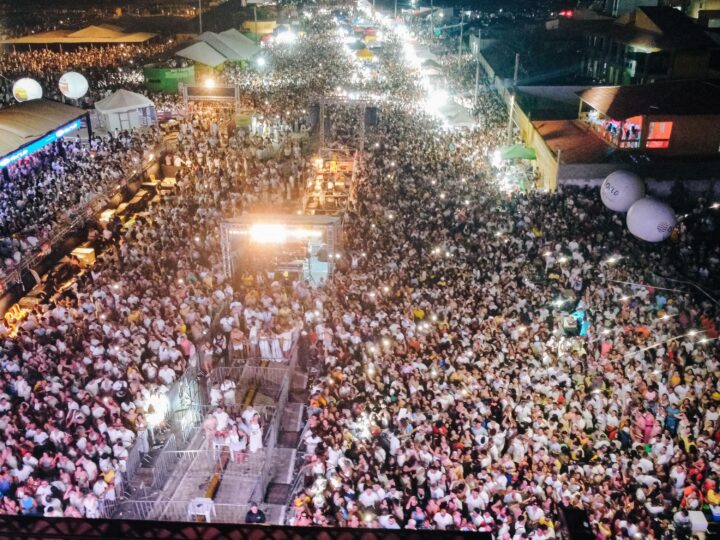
656, 115, 720, 157
559, 161, 720, 195
478, 53, 563, 191
560, 177, 720, 196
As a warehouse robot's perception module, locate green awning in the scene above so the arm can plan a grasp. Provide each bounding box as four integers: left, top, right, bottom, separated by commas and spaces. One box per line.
500, 143, 536, 160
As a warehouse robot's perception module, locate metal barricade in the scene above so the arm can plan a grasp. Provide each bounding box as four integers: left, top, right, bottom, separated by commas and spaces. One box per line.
117, 499, 285, 524
124, 439, 143, 486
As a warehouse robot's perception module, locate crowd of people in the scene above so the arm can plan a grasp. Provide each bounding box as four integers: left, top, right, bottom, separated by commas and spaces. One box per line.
0, 132, 157, 276
284, 12, 720, 540
0, 4, 718, 539
0, 42, 172, 109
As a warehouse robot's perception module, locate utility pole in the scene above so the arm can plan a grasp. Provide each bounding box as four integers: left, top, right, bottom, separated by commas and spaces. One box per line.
253, 5, 258, 43
506, 93, 515, 144
513, 52, 520, 86
198, 0, 203, 35
430, 0, 434, 37
474, 58, 480, 105
474, 29, 481, 105
458, 11, 464, 59
394, 0, 398, 18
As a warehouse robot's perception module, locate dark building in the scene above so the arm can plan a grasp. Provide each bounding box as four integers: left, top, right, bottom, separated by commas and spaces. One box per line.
581, 6, 717, 84
577, 80, 720, 155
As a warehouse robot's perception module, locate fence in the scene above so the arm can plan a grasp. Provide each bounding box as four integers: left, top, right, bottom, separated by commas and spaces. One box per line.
166, 367, 203, 444
208, 365, 289, 393
230, 336, 298, 365
116, 499, 286, 524
0, 149, 160, 294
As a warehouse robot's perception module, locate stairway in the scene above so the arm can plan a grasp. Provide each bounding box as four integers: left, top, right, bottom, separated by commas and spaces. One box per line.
263, 401, 305, 509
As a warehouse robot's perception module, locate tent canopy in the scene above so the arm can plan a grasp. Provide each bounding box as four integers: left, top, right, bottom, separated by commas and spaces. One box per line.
500, 143, 537, 160
219, 29, 260, 58
0, 100, 85, 158
199, 32, 244, 60
199, 31, 260, 61
422, 59, 442, 69
356, 48, 374, 60
2, 24, 155, 44
95, 89, 154, 114
176, 42, 227, 68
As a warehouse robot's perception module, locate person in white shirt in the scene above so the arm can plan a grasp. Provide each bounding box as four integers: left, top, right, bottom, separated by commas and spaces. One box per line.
213, 407, 230, 432
358, 486, 378, 509
433, 507, 454, 530
221, 379, 236, 406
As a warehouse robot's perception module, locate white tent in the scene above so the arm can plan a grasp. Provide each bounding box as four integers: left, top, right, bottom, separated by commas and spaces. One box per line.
199, 32, 250, 61
176, 41, 227, 67
218, 29, 260, 59
438, 101, 475, 128
95, 89, 156, 132
414, 44, 441, 64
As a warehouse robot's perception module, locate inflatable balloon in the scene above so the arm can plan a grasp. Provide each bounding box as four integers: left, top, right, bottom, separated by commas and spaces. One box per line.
600, 170, 645, 212
626, 198, 676, 242
58, 72, 89, 99
12, 78, 43, 102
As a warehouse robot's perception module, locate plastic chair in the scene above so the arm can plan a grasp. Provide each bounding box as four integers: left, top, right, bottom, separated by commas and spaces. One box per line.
187, 497, 216, 522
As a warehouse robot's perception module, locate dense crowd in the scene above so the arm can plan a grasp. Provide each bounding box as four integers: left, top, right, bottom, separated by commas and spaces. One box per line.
0, 6, 718, 539
0, 42, 172, 108
285, 15, 720, 540
0, 133, 157, 275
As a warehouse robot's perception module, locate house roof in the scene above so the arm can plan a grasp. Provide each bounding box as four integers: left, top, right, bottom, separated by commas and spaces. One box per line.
0, 100, 86, 158
577, 80, 720, 119
609, 7, 716, 50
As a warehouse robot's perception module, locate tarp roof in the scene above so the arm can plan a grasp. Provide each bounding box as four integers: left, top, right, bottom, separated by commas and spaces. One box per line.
95, 89, 154, 114
501, 143, 537, 160
356, 48, 374, 59
175, 42, 227, 67
578, 80, 720, 119
199, 32, 248, 61
0, 100, 85, 158
220, 29, 260, 51
217, 30, 260, 59
414, 45, 440, 64
439, 101, 475, 128
68, 25, 126, 39
2, 25, 156, 44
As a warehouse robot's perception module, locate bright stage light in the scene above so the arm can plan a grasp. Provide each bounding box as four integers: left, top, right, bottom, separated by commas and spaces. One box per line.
276, 31, 297, 44
423, 89, 448, 115
249, 224, 323, 244
203, 78, 216, 88
147, 394, 169, 428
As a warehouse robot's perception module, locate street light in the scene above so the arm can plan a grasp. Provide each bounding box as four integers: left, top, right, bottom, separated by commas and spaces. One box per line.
198, 0, 203, 35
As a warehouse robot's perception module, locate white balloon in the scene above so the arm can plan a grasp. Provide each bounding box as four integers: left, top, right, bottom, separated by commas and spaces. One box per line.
626, 198, 676, 242
600, 170, 645, 212
58, 72, 89, 99
12, 78, 43, 102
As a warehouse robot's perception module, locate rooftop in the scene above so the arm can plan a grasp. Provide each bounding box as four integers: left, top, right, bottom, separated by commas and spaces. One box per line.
533, 120, 612, 163
577, 80, 720, 119
2, 25, 156, 45
606, 7, 717, 50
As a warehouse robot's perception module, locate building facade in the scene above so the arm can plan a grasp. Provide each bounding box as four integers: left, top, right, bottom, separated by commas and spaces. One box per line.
581, 7, 715, 85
